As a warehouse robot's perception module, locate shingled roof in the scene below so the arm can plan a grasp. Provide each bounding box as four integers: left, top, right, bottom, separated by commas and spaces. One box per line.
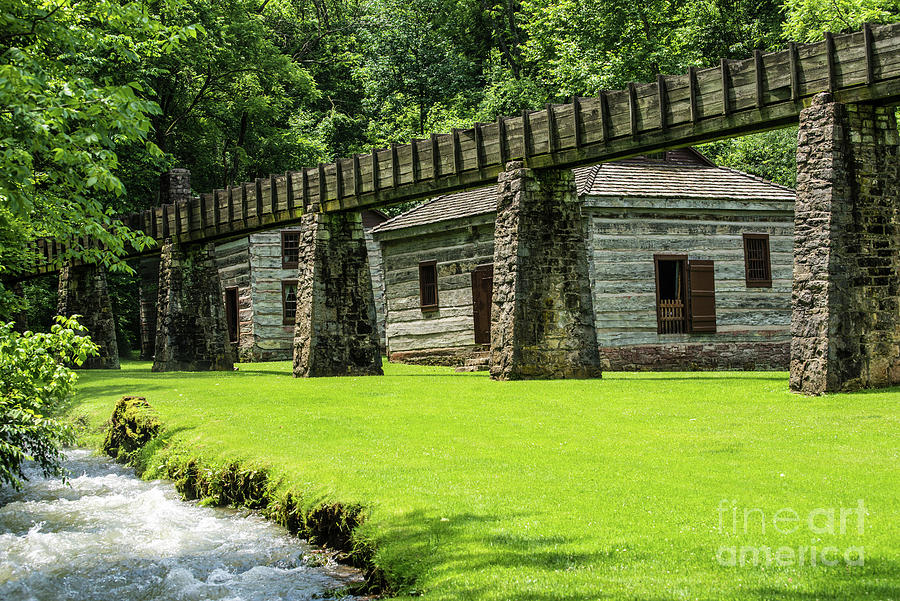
372, 148, 795, 233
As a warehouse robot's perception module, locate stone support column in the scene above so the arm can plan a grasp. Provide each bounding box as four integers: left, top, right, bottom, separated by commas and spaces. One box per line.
152, 240, 233, 372
292, 211, 383, 377
490, 161, 602, 380
138, 256, 161, 360
57, 264, 120, 369
791, 93, 900, 394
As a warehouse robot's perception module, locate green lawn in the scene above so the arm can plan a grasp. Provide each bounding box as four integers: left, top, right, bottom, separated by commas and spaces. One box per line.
71, 360, 899, 600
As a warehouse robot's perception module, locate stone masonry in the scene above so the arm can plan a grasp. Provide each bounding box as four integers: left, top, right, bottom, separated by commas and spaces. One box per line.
57, 264, 120, 369
791, 93, 900, 394
490, 162, 602, 380
293, 211, 383, 377
153, 240, 233, 372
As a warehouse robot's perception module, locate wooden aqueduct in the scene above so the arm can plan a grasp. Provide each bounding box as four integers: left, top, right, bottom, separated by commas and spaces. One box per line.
13, 23, 900, 394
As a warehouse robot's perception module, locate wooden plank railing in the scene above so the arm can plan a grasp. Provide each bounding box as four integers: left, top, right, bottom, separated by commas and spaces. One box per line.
19, 23, 900, 278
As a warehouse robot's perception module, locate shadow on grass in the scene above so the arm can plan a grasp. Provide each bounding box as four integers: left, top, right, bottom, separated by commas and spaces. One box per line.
377, 507, 900, 600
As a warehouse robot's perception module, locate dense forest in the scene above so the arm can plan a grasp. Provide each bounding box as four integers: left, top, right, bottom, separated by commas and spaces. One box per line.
2, 0, 898, 348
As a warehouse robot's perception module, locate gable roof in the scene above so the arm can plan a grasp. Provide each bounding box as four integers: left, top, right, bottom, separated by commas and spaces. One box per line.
372, 150, 795, 234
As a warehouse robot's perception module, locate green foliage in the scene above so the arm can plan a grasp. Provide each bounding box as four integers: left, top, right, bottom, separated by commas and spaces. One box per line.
701, 127, 799, 188
783, 0, 900, 42
0, 315, 98, 488
0, 0, 200, 275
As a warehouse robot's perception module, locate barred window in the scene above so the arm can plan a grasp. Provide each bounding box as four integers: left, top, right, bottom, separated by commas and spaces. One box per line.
282, 231, 300, 269
419, 261, 438, 310
282, 280, 298, 324
743, 233, 772, 288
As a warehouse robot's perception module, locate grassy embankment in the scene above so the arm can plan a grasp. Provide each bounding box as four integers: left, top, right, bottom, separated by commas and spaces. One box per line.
71, 360, 899, 600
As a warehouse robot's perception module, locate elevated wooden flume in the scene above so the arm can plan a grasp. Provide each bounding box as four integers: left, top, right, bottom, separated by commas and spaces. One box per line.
27, 23, 900, 277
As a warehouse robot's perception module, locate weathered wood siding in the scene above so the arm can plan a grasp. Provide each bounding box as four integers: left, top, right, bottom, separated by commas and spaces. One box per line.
217, 224, 386, 362
378, 215, 495, 360
377, 196, 794, 367
215, 236, 252, 360
584, 197, 794, 348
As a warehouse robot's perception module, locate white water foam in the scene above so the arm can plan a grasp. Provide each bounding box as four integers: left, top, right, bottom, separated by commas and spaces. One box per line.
0, 449, 357, 601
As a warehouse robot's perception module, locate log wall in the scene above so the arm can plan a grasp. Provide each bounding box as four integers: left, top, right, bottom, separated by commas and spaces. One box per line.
377, 196, 795, 368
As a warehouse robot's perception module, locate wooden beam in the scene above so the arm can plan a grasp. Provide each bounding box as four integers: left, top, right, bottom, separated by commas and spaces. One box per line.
689, 67, 699, 122
391, 143, 400, 188
825, 31, 837, 92
498, 116, 509, 165
656, 75, 668, 130
599, 91, 610, 142
451, 128, 462, 173
789, 42, 800, 101
546, 103, 558, 152
269, 174, 278, 214
573, 97, 584, 148
720, 58, 731, 115
371, 148, 380, 192
521, 109, 532, 156
474, 122, 486, 169
285, 171, 295, 216
864, 23, 875, 84
754, 50, 765, 107
627, 83, 639, 138
430, 133, 440, 179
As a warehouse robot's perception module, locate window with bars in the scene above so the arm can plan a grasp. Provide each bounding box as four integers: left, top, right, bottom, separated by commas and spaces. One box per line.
282, 280, 298, 324
419, 261, 439, 311
281, 231, 300, 269
743, 233, 772, 288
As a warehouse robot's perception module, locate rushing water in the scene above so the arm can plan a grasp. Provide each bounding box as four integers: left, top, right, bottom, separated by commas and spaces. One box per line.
0, 449, 360, 601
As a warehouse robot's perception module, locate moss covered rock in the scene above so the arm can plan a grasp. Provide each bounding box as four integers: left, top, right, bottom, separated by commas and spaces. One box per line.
102, 396, 161, 462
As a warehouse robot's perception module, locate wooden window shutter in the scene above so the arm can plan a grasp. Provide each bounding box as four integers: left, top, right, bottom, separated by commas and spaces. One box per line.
419, 261, 438, 310
688, 260, 716, 333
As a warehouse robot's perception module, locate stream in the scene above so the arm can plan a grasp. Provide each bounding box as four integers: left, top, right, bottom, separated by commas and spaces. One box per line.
0, 449, 360, 601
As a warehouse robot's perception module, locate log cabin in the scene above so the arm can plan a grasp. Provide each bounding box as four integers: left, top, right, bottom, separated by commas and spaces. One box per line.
371, 148, 796, 371
214, 210, 388, 362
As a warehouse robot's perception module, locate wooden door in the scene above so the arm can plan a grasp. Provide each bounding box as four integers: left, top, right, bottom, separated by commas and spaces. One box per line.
471, 264, 494, 345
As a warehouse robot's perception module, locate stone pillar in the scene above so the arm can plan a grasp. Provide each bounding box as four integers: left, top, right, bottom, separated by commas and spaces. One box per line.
160, 168, 191, 203
292, 211, 383, 377
152, 240, 233, 372
138, 256, 160, 360
490, 161, 602, 380
791, 93, 900, 394
57, 264, 120, 369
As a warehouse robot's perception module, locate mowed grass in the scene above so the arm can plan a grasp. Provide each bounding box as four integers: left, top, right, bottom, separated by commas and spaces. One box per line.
71, 360, 899, 600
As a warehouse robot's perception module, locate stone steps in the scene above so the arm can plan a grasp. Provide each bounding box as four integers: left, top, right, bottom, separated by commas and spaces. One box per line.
455, 352, 491, 372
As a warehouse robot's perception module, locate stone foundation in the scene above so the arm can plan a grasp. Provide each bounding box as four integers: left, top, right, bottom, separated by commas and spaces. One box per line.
57, 264, 120, 369
490, 162, 602, 380
791, 94, 900, 394
292, 212, 383, 377
388, 346, 488, 367
138, 256, 160, 361
601, 341, 790, 371
153, 240, 233, 372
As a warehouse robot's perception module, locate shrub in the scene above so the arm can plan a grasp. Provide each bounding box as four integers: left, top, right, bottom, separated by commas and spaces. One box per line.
0, 316, 98, 488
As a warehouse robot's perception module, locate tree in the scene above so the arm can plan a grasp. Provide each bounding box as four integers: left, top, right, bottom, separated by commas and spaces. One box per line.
0, 0, 204, 277
0, 316, 98, 489
783, 0, 900, 42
